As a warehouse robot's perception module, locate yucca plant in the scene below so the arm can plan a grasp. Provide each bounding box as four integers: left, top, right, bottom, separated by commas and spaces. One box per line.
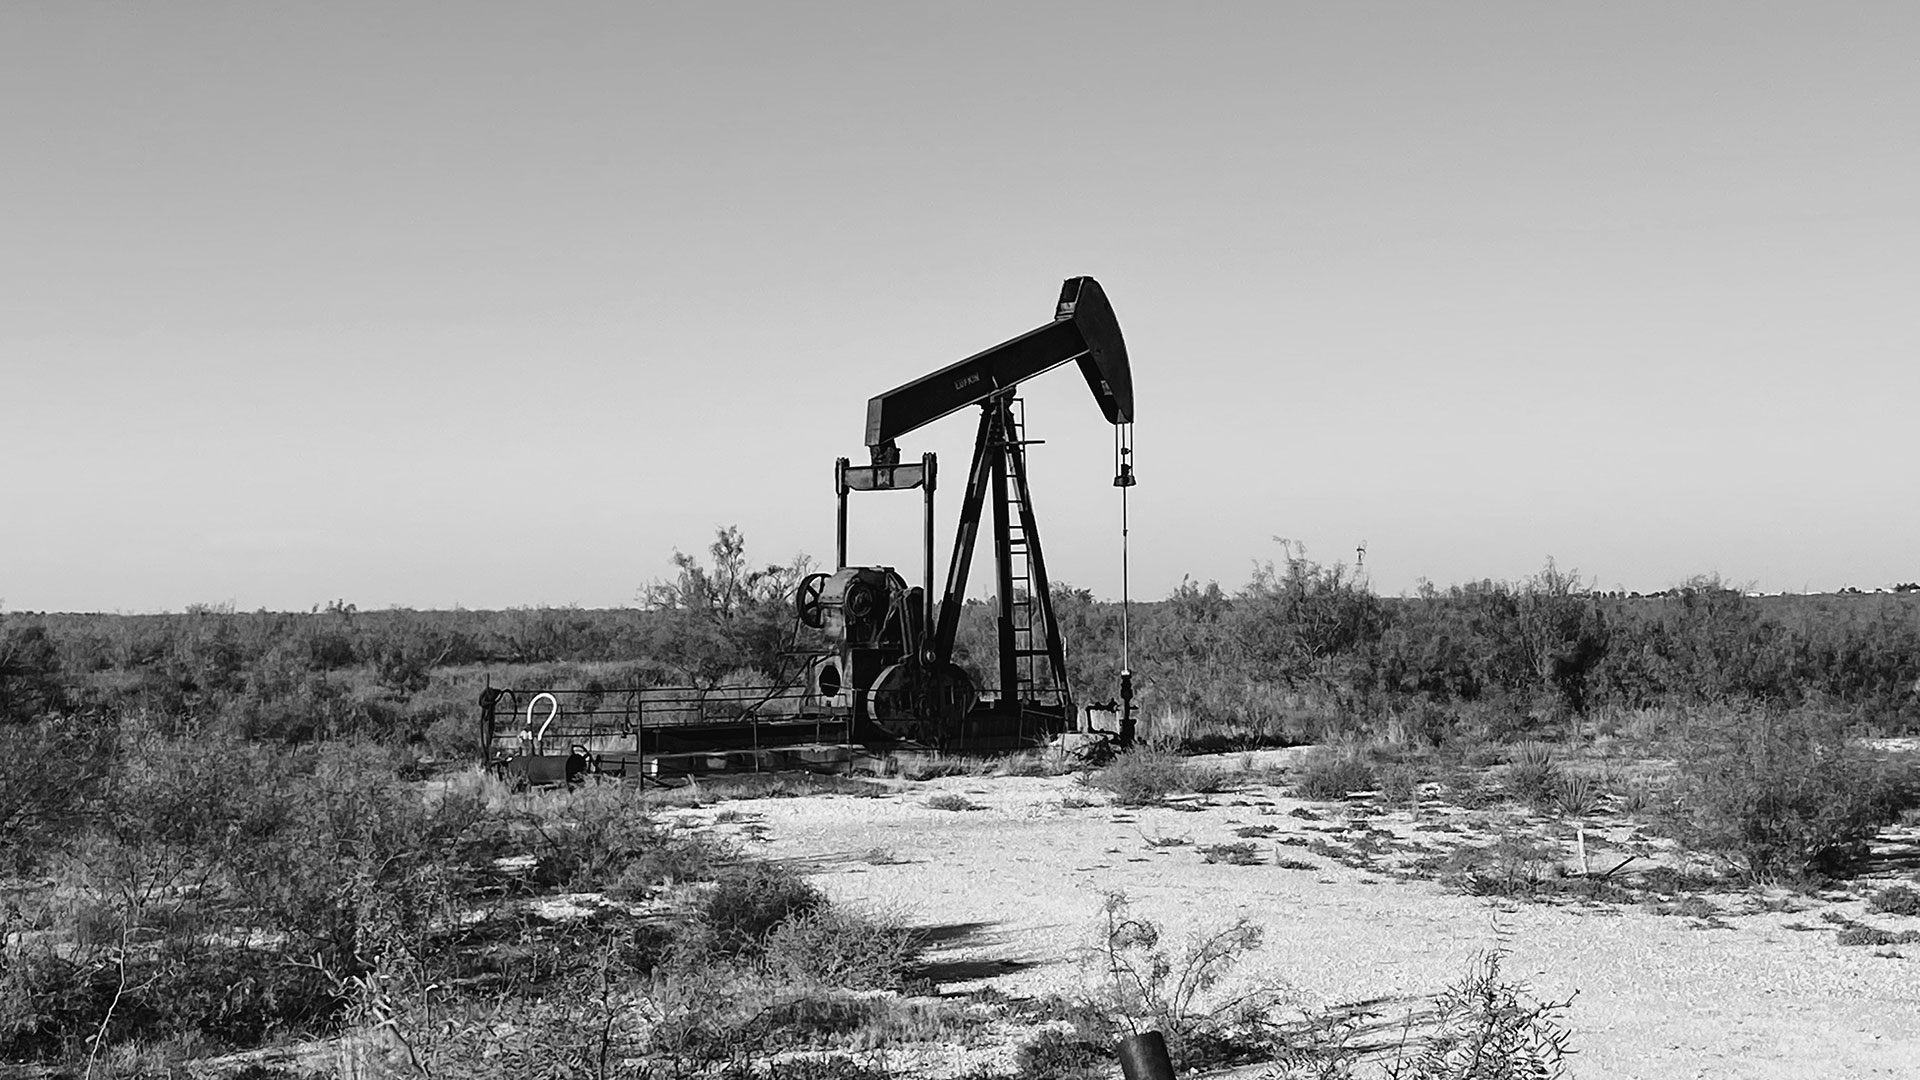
1553, 771, 1601, 818
1505, 741, 1559, 807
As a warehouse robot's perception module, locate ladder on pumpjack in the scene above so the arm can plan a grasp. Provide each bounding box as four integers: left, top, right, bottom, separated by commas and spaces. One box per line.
1003, 400, 1047, 706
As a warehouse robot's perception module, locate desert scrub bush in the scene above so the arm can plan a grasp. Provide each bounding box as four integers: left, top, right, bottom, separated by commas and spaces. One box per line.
719, 1058, 893, 1080
1383, 699, 1452, 750
1609, 774, 1662, 817
1835, 925, 1920, 947
0, 711, 113, 874
1199, 842, 1261, 865
1085, 892, 1288, 1069
1015, 1025, 1110, 1080
1424, 832, 1571, 900
521, 783, 722, 896
687, 862, 826, 960
1437, 767, 1494, 810
1378, 952, 1573, 1080
1259, 952, 1576, 1080
926, 792, 984, 811
3, 737, 492, 1064
1291, 747, 1375, 801
1867, 884, 1920, 916
1379, 762, 1424, 808
1662, 705, 1915, 881
763, 905, 915, 990
1088, 747, 1197, 806
640, 963, 916, 1071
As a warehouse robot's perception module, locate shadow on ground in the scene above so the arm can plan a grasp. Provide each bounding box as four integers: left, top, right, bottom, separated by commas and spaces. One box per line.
903, 920, 1042, 986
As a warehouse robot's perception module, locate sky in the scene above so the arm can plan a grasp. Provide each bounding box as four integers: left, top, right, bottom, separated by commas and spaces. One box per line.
3, 3, 1917, 614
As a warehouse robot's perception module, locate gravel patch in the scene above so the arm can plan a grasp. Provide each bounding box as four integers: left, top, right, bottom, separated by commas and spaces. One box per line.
677, 767, 1920, 1079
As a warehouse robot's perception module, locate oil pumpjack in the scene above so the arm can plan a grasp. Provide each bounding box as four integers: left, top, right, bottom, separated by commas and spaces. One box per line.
797, 277, 1136, 750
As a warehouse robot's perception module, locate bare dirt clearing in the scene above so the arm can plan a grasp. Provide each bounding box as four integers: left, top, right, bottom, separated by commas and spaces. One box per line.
668, 752, 1920, 1079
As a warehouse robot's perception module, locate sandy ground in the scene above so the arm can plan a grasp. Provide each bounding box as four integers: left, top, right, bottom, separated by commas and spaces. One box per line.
667, 755, 1920, 1080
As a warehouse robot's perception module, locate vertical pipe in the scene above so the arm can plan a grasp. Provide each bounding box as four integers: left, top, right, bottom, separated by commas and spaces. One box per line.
923, 452, 939, 645
479, 680, 496, 760
1116, 1031, 1175, 1080
1121, 468, 1133, 744
835, 457, 850, 569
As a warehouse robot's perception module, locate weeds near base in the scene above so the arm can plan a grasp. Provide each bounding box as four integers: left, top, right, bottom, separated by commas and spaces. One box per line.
1088, 748, 1198, 806
900, 755, 993, 781
926, 793, 984, 812
1293, 749, 1376, 802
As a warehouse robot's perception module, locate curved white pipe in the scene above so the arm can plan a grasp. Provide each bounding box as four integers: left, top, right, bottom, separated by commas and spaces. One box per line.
527, 692, 559, 754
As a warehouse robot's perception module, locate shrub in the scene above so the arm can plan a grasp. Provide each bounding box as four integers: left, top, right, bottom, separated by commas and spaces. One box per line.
0, 623, 68, 722
1835, 926, 1920, 947
1438, 768, 1493, 810
1867, 884, 1920, 916
1662, 706, 1914, 881
1015, 1025, 1108, 1080
523, 784, 720, 896
732, 1059, 892, 1080
691, 863, 826, 959
1084, 892, 1284, 1069
0, 712, 113, 874
1383, 952, 1573, 1079
1199, 842, 1260, 865
1379, 763, 1423, 808
1088, 748, 1195, 806
1385, 700, 1451, 749
1291, 748, 1374, 801
763, 905, 915, 990
926, 793, 984, 812
1610, 774, 1662, 817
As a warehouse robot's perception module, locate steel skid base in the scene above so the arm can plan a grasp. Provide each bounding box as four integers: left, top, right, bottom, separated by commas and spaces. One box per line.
480, 683, 1071, 788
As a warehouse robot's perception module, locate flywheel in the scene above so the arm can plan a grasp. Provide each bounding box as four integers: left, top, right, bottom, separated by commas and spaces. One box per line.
867, 660, 977, 748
